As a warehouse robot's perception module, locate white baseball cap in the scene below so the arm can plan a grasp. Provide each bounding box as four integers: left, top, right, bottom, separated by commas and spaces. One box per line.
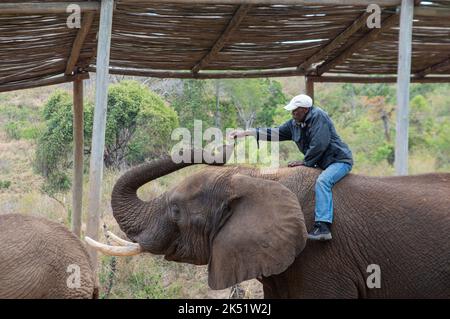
284, 94, 313, 111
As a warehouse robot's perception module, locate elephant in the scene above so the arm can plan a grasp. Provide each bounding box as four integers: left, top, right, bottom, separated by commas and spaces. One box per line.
0, 214, 97, 299
86, 150, 450, 298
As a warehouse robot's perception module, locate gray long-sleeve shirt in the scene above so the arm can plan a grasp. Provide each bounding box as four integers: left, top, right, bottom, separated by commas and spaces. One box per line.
255, 106, 353, 170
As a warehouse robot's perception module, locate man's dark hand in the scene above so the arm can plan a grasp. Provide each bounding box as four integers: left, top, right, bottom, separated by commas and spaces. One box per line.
288, 160, 305, 167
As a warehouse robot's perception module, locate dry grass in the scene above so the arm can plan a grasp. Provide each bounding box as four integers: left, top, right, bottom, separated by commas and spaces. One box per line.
351, 152, 439, 177
0, 139, 51, 216
276, 76, 305, 97
2, 85, 70, 110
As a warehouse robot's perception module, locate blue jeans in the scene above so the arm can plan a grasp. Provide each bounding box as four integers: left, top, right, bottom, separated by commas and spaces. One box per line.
315, 162, 352, 224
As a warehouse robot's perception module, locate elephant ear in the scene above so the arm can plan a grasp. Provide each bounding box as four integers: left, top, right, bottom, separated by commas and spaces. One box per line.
208, 173, 307, 290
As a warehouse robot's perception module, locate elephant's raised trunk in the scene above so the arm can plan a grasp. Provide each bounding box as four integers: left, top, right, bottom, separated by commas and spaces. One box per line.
111, 156, 189, 243
111, 146, 233, 252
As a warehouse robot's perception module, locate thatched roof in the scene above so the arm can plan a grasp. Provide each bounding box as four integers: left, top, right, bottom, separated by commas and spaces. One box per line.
1, 0, 450, 92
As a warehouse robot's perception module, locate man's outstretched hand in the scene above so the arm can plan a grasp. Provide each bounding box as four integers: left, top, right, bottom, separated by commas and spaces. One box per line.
288, 160, 305, 167
228, 130, 248, 140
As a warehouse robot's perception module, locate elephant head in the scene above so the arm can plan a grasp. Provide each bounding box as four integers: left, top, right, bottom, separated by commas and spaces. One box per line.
87, 148, 307, 289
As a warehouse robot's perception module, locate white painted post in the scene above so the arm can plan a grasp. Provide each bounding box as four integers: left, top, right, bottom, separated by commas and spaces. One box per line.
72, 78, 84, 238
395, 0, 414, 175
86, 0, 114, 269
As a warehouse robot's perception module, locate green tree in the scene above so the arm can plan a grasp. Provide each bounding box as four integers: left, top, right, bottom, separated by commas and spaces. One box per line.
408, 94, 434, 151
35, 91, 74, 194
169, 78, 285, 132
88, 81, 179, 166
207, 98, 238, 130
171, 80, 213, 131
356, 83, 395, 104
35, 81, 179, 194
222, 78, 286, 129
256, 79, 287, 127
433, 119, 450, 169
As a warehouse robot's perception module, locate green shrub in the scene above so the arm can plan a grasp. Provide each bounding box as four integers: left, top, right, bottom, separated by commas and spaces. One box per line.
35, 82, 179, 194
1, 104, 43, 140
85, 80, 179, 166
34, 90, 74, 182
41, 171, 71, 196
5, 122, 21, 140
433, 119, 450, 169
0, 180, 11, 189
4, 121, 42, 140
374, 143, 395, 166
20, 125, 42, 140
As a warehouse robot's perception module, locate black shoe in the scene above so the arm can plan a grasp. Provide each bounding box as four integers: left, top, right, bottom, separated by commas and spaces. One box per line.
307, 222, 332, 241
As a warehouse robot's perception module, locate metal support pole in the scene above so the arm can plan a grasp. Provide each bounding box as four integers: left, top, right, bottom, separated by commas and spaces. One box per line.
86, 0, 114, 269
395, 0, 414, 175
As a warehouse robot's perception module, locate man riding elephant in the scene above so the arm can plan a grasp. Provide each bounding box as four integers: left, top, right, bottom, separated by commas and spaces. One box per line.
229, 94, 353, 241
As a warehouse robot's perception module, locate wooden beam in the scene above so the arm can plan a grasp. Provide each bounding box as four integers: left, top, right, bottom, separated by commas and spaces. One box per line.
414, 6, 450, 18
395, 0, 414, 176
317, 14, 399, 75
72, 78, 84, 238
305, 76, 314, 102
119, 0, 402, 6
66, 12, 96, 75
297, 11, 371, 73
415, 57, 450, 78
8, 1, 442, 17
192, 4, 251, 74
0, 2, 99, 15
0, 72, 89, 93
309, 75, 450, 83
87, 66, 306, 78
313, 0, 425, 75
86, 0, 114, 271
0, 61, 64, 85
77, 40, 99, 72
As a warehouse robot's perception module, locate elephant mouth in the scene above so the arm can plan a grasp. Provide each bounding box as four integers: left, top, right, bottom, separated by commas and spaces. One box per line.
164, 240, 205, 264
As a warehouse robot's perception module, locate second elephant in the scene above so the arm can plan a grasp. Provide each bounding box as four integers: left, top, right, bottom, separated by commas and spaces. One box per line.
0, 214, 97, 299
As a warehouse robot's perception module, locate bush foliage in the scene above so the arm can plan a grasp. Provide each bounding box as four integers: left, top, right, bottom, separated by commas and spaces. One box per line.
34, 81, 179, 193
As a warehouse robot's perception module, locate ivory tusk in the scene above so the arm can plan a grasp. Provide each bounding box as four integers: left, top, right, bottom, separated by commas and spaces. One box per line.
85, 236, 142, 256
106, 231, 138, 247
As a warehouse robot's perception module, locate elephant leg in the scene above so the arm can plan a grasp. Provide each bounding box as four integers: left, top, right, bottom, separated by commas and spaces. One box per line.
260, 276, 288, 299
